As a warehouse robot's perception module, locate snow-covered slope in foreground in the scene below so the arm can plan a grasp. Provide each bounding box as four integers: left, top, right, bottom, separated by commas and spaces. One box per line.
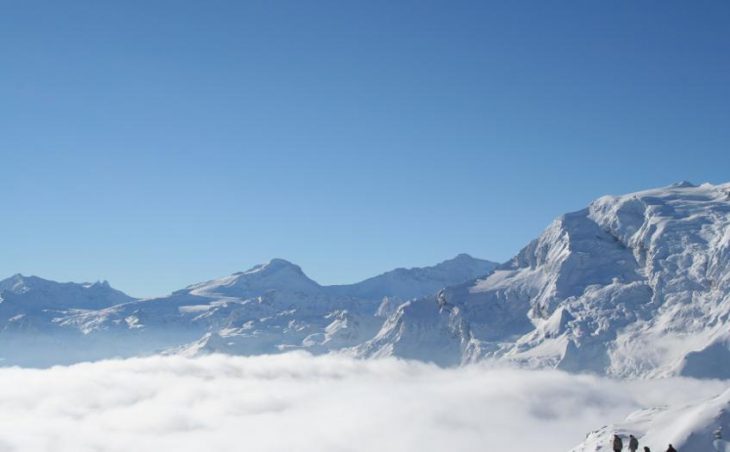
573, 388, 730, 452
360, 182, 730, 378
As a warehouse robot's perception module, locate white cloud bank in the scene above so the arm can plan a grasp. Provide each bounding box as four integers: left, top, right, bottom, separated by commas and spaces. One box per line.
0, 353, 725, 452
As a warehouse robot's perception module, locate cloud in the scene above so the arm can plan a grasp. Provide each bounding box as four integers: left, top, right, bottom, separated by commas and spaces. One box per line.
0, 353, 724, 452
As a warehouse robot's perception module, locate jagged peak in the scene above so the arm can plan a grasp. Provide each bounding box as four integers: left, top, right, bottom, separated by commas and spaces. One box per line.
0, 274, 55, 293
1, 274, 117, 291
83, 280, 111, 289
3, 273, 39, 283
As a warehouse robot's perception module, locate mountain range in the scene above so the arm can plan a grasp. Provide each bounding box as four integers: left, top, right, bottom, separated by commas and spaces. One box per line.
0, 254, 496, 366
3, 181, 730, 383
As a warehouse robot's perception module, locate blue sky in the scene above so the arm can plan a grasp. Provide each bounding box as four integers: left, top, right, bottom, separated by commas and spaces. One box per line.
2, 1, 730, 297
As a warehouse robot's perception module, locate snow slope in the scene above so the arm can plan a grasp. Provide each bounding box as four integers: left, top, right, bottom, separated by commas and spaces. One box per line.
359, 182, 730, 378
573, 388, 730, 452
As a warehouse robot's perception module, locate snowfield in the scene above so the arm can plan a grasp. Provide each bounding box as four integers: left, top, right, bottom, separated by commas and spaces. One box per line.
0, 353, 725, 452
572, 388, 730, 452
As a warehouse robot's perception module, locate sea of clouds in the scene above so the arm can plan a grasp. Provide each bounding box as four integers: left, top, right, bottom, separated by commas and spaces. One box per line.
0, 352, 725, 452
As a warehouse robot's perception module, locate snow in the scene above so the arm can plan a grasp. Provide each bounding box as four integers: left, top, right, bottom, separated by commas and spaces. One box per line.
573, 388, 730, 452
361, 182, 730, 378
0, 254, 495, 367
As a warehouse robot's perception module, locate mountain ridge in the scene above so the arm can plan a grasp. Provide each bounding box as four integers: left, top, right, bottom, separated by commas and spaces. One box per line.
0, 254, 497, 366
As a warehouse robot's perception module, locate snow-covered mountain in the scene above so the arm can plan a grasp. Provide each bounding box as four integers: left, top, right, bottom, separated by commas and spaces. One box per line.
0, 274, 134, 311
4, 181, 730, 377
327, 253, 496, 300
358, 182, 730, 378
0, 255, 495, 366
0, 274, 137, 365
0, 274, 134, 331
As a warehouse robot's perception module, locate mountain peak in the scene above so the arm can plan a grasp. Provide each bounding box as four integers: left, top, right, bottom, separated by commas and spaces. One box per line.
4, 273, 35, 283
0, 274, 48, 294
457, 253, 472, 258
241, 258, 302, 275
1, 274, 119, 295
83, 280, 111, 289
670, 180, 697, 188
327, 254, 498, 301
0, 274, 135, 309
436, 253, 484, 267
447, 253, 474, 261
185, 258, 321, 297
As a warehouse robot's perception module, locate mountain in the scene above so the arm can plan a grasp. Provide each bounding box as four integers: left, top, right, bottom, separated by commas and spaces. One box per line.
327, 254, 497, 300
0, 274, 134, 310
0, 275, 137, 366
0, 254, 496, 366
182, 258, 324, 298
0, 274, 135, 329
357, 182, 730, 378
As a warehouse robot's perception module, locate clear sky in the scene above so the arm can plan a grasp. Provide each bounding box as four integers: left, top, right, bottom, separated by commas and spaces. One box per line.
2, 1, 730, 297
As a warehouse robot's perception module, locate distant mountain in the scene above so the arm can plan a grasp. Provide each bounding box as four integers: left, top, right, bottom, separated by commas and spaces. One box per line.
0, 274, 134, 332
357, 182, 730, 378
0, 254, 496, 366
327, 254, 497, 300
0, 275, 137, 366
182, 258, 324, 298
0, 274, 134, 310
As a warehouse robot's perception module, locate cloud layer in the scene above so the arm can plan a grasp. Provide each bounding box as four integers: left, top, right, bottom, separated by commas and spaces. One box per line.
0, 353, 724, 452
